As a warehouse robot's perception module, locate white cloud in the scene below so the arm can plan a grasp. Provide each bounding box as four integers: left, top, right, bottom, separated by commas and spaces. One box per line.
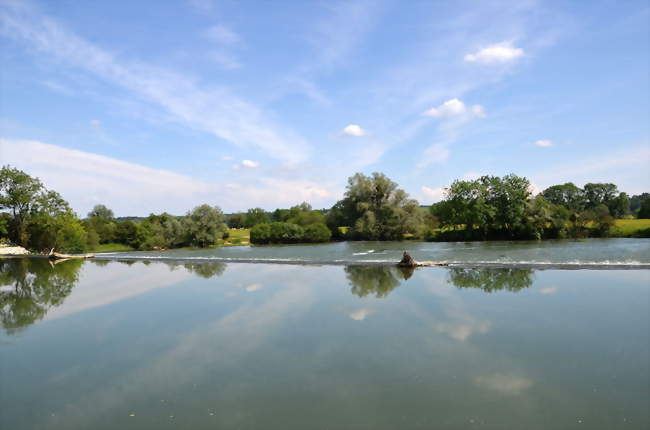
433, 318, 491, 342
342, 124, 368, 137
90, 119, 101, 127
417, 143, 450, 168
463, 171, 482, 180
209, 51, 241, 70
475, 373, 533, 395
421, 186, 446, 202
241, 159, 260, 168
205, 24, 239, 45
0, 1, 308, 164
348, 307, 374, 321
464, 41, 524, 64
423, 98, 486, 119
539, 287, 558, 295
188, 0, 214, 11
221, 155, 233, 161
245, 283, 263, 292
534, 139, 553, 147
0, 139, 334, 215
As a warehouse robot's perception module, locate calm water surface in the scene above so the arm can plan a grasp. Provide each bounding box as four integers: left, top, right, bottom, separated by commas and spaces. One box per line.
1, 242, 649, 429
100, 237, 650, 268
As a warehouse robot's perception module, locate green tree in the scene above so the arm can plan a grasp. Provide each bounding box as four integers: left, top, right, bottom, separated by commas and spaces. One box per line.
185, 204, 227, 247
303, 223, 332, 242
345, 266, 410, 298
334, 172, 422, 240
638, 198, 650, 219
244, 207, 269, 227
27, 191, 87, 253
541, 182, 585, 212
250, 223, 271, 244
448, 268, 534, 292
114, 220, 140, 248
436, 174, 531, 239
629, 193, 650, 214
608, 192, 630, 218
226, 213, 245, 228
87, 204, 114, 219
0, 258, 82, 334
583, 183, 617, 209
0, 166, 45, 246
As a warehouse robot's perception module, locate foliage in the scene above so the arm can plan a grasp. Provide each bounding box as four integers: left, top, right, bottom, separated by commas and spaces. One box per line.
433, 174, 531, 239
250, 223, 272, 244
638, 198, 650, 219
448, 268, 534, 292
87, 204, 114, 219
184, 204, 227, 248
0, 258, 82, 334
226, 213, 245, 228
0, 165, 46, 246
344, 265, 410, 298
303, 223, 332, 242
244, 208, 269, 228
629, 193, 650, 214
333, 172, 422, 240
541, 182, 585, 212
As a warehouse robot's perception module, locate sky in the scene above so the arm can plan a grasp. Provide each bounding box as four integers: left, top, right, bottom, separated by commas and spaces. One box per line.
0, 0, 648, 216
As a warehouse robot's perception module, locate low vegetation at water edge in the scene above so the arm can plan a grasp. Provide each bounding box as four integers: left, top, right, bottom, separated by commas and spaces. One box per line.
1, 165, 649, 252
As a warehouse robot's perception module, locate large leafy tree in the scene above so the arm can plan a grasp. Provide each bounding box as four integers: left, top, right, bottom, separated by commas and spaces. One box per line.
334, 172, 422, 240
541, 182, 585, 212
435, 174, 531, 239
184, 204, 227, 247
244, 208, 269, 227
86, 204, 117, 244
0, 166, 86, 251
0, 166, 44, 246
637, 198, 650, 219
87, 204, 114, 219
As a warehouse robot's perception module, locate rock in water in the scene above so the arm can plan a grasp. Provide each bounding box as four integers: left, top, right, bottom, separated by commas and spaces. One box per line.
398, 251, 417, 267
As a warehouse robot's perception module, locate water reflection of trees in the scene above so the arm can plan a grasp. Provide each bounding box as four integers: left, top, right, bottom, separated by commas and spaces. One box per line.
111, 260, 227, 279
447, 267, 534, 292
0, 258, 82, 334
345, 265, 413, 298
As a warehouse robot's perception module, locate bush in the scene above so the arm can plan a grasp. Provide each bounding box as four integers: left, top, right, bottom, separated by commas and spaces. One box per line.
250, 223, 271, 244
303, 223, 332, 242
250, 222, 311, 244
222, 231, 230, 240
269, 222, 304, 243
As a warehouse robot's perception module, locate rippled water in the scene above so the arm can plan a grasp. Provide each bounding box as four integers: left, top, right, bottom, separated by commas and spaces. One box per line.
99, 238, 650, 269
0, 255, 648, 430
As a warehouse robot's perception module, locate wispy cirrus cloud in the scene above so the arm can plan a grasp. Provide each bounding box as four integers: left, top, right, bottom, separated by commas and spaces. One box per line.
205, 24, 240, 45
0, 1, 308, 164
0, 139, 335, 215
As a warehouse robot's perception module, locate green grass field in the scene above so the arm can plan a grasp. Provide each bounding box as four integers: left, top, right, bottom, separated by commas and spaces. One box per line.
611, 219, 650, 237
215, 228, 250, 247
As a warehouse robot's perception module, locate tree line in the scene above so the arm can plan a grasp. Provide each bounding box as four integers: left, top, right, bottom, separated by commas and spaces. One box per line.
1, 165, 649, 252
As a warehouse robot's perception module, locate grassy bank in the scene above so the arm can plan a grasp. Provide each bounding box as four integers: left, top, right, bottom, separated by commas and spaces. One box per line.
611, 219, 650, 237
215, 228, 250, 247
89, 229, 251, 253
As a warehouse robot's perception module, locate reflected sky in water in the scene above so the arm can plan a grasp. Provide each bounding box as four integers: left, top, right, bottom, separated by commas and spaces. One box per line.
0, 259, 648, 429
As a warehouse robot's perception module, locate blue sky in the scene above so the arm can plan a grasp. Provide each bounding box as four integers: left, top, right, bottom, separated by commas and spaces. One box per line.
0, 0, 648, 216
